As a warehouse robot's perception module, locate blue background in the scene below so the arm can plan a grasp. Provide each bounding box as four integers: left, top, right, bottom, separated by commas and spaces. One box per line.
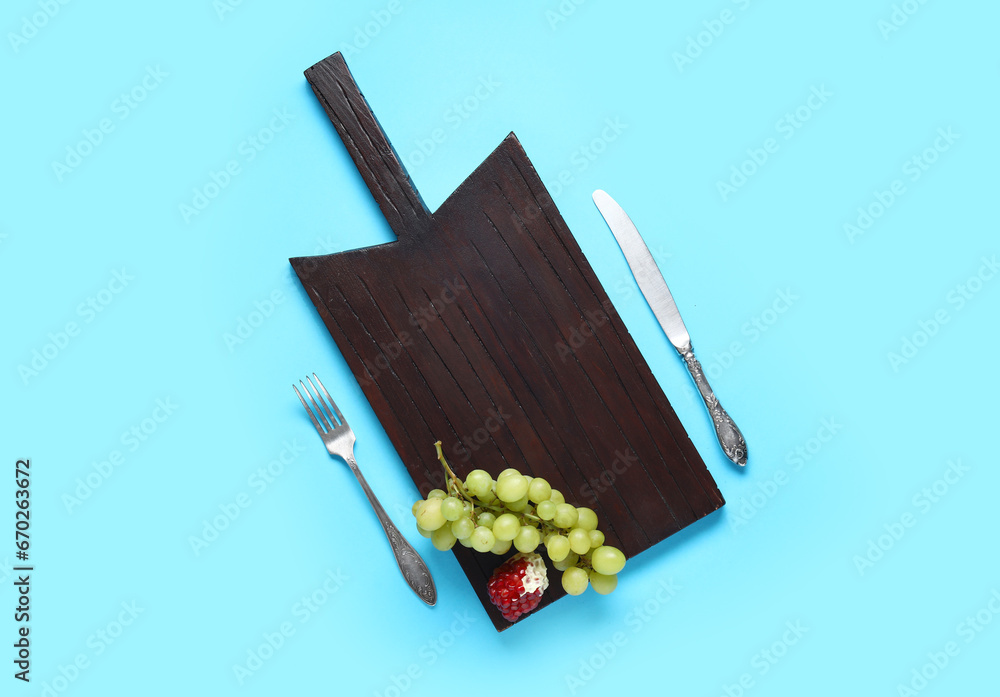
3, 1, 998, 695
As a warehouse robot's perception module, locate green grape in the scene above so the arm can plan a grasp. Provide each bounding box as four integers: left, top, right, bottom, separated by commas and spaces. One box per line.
546, 534, 571, 562
576, 507, 598, 531
441, 497, 464, 521
497, 468, 522, 480
589, 570, 618, 595
411, 500, 423, 516
562, 567, 589, 595
492, 513, 520, 541
416, 525, 433, 538
553, 552, 579, 571
490, 538, 512, 555
549, 489, 565, 505
458, 535, 474, 548
464, 469, 493, 498
506, 494, 530, 512
591, 546, 626, 575
588, 530, 605, 548
553, 503, 579, 528
427, 489, 447, 500
451, 517, 475, 540
527, 477, 552, 503
496, 475, 528, 503
569, 528, 592, 555
478, 488, 498, 505
416, 498, 446, 531
470, 526, 496, 553
536, 500, 557, 521
432, 526, 457, 551
462, 501, 474, 516
476, 511, 497, 529
513, 525, 541, 553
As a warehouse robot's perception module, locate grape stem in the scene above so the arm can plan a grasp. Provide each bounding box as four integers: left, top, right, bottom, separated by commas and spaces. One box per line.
434, 441, 543, 521
434, 441, 474, 502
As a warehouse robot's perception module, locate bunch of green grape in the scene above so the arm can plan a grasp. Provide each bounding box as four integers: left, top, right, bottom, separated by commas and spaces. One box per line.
411, 443, 626, 596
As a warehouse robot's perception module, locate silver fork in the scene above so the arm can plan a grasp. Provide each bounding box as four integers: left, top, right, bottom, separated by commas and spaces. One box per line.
293, 374, 436, 606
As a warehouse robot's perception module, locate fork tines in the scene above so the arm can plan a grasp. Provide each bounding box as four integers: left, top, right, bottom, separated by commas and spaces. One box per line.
293, 373, 345, 434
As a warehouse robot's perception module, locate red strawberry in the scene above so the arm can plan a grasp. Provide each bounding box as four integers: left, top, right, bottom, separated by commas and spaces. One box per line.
487, 552, 549, 622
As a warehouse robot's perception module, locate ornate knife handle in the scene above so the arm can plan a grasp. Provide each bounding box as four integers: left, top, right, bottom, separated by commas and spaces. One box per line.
346, 457, 437, 605
679, 344, 747, 466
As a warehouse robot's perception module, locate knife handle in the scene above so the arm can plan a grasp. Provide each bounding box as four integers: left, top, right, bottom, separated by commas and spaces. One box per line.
679, 344, 747, 466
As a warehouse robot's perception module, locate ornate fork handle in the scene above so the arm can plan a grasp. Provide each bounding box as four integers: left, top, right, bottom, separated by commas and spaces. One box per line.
345, 456, 437, 605
679, 344, 747, 466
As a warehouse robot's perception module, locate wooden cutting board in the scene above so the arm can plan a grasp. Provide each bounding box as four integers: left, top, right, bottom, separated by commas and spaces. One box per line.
290, 52, 725, 630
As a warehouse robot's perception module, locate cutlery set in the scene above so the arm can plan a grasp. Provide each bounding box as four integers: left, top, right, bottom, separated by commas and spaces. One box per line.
289, 52, 745, 614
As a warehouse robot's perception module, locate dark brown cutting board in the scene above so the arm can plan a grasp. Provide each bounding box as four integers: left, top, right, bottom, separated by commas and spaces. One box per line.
290, 52, 725, 630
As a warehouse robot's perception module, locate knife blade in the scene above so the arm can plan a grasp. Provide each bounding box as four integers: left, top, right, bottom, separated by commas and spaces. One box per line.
592, 189, 747, 466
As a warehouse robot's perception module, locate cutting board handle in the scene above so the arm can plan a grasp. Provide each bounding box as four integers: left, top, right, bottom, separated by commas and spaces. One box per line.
305, 52, 430, 237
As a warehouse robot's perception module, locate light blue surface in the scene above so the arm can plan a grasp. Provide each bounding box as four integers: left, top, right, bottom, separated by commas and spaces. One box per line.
3, 1, 999, 695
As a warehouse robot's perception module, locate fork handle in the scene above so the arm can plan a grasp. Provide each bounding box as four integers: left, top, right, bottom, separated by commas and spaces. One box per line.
345, 456, 437, 606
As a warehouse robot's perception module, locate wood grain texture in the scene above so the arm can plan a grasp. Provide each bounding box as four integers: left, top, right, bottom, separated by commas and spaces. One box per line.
291, 52, 725, 630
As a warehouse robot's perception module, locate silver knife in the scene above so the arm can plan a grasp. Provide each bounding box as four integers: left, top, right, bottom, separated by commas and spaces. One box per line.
592, 189, 747, 466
